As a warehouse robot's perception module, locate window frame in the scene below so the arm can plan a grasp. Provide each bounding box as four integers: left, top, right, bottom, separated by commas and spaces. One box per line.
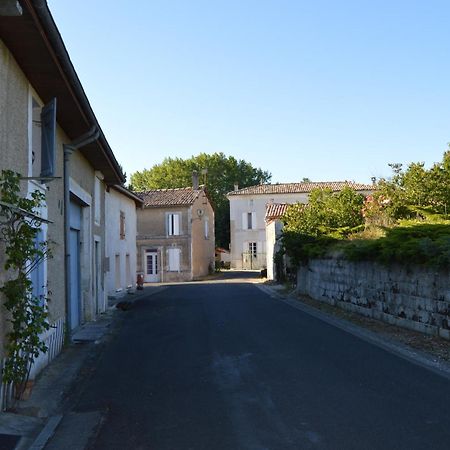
167, 212, 181, 236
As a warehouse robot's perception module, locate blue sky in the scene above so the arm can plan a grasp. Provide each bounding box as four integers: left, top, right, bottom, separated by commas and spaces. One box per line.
48, 0, 450, 184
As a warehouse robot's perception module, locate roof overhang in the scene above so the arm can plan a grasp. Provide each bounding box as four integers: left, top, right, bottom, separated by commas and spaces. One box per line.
0, 0, 125, 184
110, 184, 144, 207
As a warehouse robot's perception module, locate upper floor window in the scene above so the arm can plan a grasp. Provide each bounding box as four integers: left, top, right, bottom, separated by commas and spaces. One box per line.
242, 212, 256, 230
167, 212, 181, 236
29, 93, 56, 180
120, 211, 125, 239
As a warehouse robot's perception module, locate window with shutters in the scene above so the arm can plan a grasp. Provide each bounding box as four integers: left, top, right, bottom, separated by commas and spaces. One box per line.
29, 92, 56, 180
168, 247, 181, 272
167, 212, 181, 236
242, 212, 256, 230
120, 211, 125, 239
247, 212, 253, 229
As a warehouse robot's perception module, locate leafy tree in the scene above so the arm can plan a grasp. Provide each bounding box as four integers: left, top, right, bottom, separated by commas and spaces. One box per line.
130, 153, 271, 247
376, 150, 450, 221
281, 187, 365, 265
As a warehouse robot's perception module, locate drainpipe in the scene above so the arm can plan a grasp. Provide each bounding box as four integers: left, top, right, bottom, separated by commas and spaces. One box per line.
63, 126, 99, 337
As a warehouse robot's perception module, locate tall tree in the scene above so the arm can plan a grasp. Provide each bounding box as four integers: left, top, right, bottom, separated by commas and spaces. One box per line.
130, 153, 271, 247
376, 150, 450, 220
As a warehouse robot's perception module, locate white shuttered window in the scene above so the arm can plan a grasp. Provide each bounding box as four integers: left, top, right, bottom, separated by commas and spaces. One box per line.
168, 248, 181, 272
168, 213, 180, 236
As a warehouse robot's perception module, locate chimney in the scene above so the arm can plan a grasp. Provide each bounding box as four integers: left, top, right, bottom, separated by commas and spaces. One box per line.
192, 170, 199, 190
234, 182, 239, 191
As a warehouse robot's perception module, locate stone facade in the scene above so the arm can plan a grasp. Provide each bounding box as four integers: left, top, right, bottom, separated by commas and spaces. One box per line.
136, 189, 215, 282
297, 258, 450, 340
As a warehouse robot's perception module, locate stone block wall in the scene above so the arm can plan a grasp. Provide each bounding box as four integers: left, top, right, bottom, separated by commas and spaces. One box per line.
297, 259, 450, 340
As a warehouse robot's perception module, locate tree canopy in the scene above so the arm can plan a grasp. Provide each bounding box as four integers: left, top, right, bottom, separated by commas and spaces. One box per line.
130, 152, 271, 247
370, 150, 450, 222
281, 187, 366, 265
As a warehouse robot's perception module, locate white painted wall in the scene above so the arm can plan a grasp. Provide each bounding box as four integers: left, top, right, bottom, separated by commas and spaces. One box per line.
105, 188, 138, 297
266, 220, 284, 280
228, 193, 309, 269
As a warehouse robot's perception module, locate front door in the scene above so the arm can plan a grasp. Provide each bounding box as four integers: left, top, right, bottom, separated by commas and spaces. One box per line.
144, 250, 159, 282
69, 200, 82, 330
69, 228, 81, 329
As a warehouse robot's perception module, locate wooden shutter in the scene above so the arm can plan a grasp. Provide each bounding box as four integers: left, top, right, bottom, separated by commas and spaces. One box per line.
168, 248, 180, 271
40, 98, 57, 178
204, 217, 209, 238
251, 212, 257, 230
120, 211, 125, 239
242, 212, 248, 230
173, 213, 180, 235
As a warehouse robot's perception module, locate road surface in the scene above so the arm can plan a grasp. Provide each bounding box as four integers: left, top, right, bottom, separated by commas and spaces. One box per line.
61, 273, 450, 449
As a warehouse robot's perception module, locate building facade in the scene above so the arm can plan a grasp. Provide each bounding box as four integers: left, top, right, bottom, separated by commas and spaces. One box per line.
105, 185, 142, 298
0, 1, 125, 395
136, 184, 215, 282
227, 182, 373, 271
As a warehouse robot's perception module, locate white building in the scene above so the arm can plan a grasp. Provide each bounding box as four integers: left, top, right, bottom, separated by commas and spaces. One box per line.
105, 185, 143, 298
227, 181, 373, 271
265, 203, 289, 280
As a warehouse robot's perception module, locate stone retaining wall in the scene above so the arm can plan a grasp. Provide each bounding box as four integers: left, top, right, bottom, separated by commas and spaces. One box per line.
296, 259, 450, 340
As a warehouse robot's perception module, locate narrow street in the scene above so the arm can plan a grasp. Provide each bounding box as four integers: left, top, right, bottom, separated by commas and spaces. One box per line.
59, 273, 450, 450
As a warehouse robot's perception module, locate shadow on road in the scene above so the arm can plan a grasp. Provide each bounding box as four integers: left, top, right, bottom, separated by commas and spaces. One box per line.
143, 270, 264, 287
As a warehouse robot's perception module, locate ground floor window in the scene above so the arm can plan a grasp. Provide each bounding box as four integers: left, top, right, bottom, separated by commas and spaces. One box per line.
168, 247, 181, 272
248, 242, 257, 258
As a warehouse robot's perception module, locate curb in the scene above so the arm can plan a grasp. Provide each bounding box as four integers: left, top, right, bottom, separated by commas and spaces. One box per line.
26, 415, 62, 450
256, 284, 450, 381
108, 285, 167, 309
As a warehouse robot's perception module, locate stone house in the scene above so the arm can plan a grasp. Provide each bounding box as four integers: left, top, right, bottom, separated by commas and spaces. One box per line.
0, 0, 125, 391
105, 185, 143, 297
227, 182, 373, 271
136, 177, 215, 282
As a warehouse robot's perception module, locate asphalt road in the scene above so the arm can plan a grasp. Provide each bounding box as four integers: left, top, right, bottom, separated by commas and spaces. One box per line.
70, 275, 450, 450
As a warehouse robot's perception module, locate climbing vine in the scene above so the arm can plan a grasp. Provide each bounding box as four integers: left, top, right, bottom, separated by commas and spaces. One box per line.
0, 170, 51, 396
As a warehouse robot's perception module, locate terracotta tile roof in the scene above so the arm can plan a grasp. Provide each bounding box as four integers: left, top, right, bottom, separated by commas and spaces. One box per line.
135, 187, 203, 207
228, 181, 373, 196
265, 203, 290, 223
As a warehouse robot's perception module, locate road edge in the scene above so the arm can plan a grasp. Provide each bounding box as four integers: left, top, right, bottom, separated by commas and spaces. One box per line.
256, 283, 450, 381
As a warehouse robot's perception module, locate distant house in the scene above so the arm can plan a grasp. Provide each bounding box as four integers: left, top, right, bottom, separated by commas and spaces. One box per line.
136, 175, 215, 282
105, 185, 143, 297
227, 182, 373, 270
0, 0, 125, 395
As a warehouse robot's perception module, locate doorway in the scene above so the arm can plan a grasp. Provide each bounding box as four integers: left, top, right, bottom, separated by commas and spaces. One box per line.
144, 249, 159, 282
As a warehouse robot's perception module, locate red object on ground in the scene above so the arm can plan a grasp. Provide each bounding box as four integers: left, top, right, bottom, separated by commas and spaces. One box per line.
136, 273, 144, 290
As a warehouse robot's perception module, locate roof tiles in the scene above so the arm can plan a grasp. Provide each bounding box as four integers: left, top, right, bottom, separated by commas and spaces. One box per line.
136, 187, 203, 207
228, 181, 373, 196
265, 203, 290, 223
